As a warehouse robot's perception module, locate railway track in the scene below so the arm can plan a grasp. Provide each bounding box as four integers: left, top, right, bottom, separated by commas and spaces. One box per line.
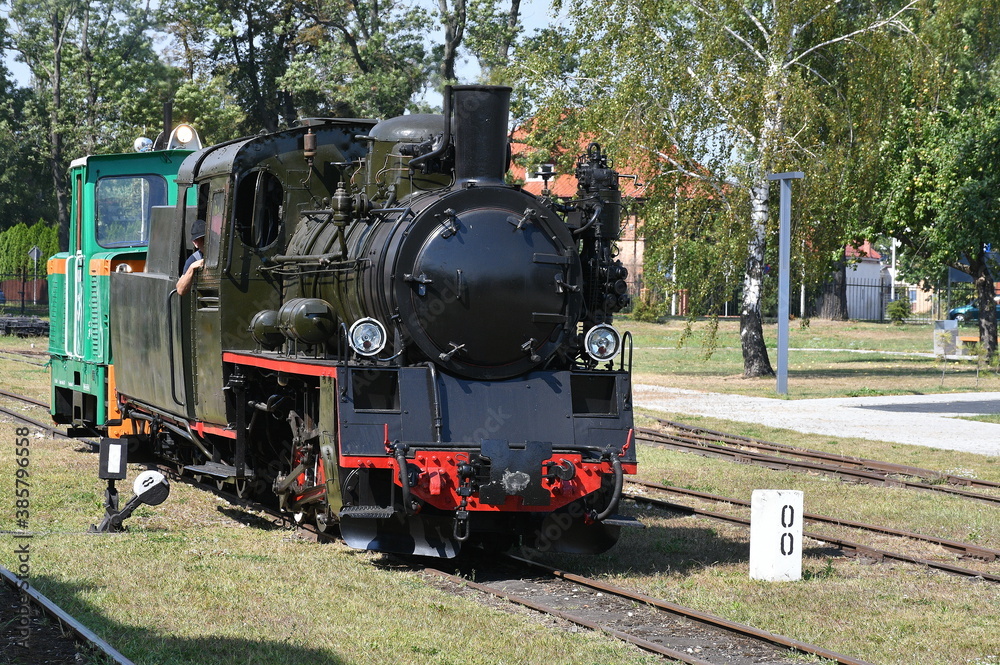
0, 389, 97, 447
0, 388, 47, 410
6, 386, 999, 576
626, 480, 1000, 583
0, 565, 135, 664
177, 471, 872, 664
139, 460, 872, 665
0, 351, 47, 368
639, 419, 1000, 507
5, 387, 998, 564
418, 554, 873, 665
628, 479, 1000, 562
0, 389, 990, 663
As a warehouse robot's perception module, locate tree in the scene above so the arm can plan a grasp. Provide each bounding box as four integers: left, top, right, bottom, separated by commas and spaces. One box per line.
436, 0, 467, 84
465, 0, 522, 80
874, 0, 1000, 358
160, 0, 299, 132
0, 17, 55, 231
9, 0, 79, 248
171, 77, 247, 144
509, 0, 919, 377
879, 103, 1000, 357
0, 221, 59, 275
278, 0, 434, 119
9, 0, 173, 248
814, 261, 849, 320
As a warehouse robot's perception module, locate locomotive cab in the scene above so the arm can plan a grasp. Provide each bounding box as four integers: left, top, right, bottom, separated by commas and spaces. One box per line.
110, 118, 376, 427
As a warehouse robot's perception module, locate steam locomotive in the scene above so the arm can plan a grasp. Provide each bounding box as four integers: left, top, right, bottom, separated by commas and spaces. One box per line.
50, 85, 637, 557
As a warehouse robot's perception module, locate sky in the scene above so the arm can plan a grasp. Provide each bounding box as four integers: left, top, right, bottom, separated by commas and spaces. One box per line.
412, 0, 564, 108
2, 0, 563, 102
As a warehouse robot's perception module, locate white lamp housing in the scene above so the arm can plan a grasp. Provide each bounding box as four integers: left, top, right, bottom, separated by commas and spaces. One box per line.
349, 318, 388, 357
584, 324, 621, 362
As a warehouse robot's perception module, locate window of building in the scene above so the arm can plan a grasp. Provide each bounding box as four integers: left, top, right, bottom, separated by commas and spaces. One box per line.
525, 163, 555, 182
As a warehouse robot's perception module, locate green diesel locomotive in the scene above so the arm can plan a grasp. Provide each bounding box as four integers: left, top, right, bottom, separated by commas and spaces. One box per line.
49, 125, 202, 438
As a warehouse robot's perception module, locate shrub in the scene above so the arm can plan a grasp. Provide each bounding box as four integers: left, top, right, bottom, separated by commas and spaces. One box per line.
631, 299, 663, 323
886, 298, 911, 325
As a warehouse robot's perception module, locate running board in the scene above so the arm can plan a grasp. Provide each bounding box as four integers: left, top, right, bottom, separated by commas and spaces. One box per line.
602, 514, 645, 528
184, 461, 254, 479
339, 505, 398, 519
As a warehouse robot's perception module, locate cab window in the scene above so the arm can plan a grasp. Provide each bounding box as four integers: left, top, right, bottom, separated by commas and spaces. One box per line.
95, 175, 168, 247
205, 188, 226, 269
234, 170, 283, 249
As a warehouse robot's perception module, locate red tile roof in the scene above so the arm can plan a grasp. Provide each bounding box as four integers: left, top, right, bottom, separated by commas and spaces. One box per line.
509, 126, 650, 198
846, 241, 882, 260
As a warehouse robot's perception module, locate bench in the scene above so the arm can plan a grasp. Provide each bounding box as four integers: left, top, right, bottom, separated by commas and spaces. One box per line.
958, 335, 998, 347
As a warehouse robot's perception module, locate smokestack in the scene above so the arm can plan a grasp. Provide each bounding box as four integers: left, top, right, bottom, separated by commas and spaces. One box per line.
451, 85, 512, 186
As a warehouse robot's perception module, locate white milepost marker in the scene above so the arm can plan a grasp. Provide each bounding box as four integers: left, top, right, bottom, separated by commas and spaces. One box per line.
749, 489, 803, 581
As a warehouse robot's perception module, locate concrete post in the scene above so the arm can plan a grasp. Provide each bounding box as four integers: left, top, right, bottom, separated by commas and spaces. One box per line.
749, 489, 804, 581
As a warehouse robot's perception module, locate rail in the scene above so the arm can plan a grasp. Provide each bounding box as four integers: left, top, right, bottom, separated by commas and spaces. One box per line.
0, 566, 136, 665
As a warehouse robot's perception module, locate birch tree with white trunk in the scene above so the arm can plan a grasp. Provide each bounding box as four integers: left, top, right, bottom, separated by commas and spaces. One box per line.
511, 0, 918, 377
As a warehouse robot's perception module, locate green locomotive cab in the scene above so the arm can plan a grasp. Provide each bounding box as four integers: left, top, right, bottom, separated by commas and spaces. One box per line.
49, 128, 201, 436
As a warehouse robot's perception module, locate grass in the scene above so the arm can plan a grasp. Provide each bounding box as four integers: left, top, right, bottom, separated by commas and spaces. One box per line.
960, 414, 1000, 425
4, 325, 1000, 665
636, 412, 1000, 547
623, 316, 1000, 399
541, 415, 1000, 665
0, 432, 661, 665
0, 334, 51, 404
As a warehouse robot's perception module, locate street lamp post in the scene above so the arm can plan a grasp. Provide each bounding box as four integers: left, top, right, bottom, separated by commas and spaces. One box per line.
766, 171, 804, 396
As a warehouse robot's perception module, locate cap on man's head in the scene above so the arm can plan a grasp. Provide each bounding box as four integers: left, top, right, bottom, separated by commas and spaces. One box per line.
191, 218, 206, 241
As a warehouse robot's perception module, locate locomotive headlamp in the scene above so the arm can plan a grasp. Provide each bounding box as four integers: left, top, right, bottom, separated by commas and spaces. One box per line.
584, 324, 621, 362
349, 318, 388, 357
168, 124, 202, 150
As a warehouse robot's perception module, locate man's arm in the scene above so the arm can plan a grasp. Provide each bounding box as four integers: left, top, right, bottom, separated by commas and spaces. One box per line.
176, 258, 204, 296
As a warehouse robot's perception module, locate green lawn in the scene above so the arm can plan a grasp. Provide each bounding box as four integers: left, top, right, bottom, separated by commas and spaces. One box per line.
621, 316, 1000, 399
0, 432, 661, 665
3, 326, 999, 665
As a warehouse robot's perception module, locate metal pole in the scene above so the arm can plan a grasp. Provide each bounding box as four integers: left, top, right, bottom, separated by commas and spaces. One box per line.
767, 171, 804, 395
28, 246, 42, 307
890, 239, 898, 301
